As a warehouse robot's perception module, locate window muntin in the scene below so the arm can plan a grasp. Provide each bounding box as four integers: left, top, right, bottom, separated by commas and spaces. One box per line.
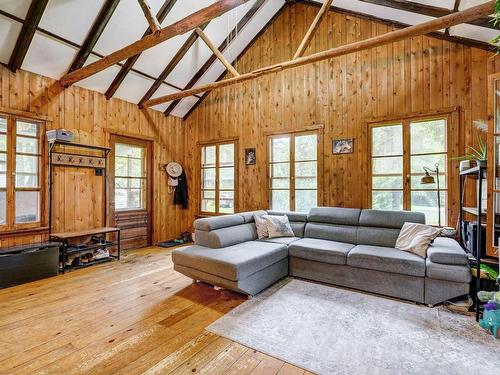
114, 143, 146, 210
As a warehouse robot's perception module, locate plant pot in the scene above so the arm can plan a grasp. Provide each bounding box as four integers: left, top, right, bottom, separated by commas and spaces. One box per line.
476, 159, 487, 168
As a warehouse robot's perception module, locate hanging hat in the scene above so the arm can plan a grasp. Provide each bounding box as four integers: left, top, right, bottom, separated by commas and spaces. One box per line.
166, 162, 182, 177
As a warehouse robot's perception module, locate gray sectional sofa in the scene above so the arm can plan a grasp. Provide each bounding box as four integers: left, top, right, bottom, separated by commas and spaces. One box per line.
172, 207, 471, 305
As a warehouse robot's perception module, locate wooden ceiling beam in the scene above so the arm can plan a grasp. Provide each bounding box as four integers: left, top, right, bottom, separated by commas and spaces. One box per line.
105, 0, 177, 100
195, 27, 240, 76
164, 0, 266, 116
293, 0, 333, 59
138, 23, 208, 108
67, 0, 120, 73
138, 0, 161, 32
59, 0, 250, 87
144, 0, 495, 107
8, 0, 49, 73
359, 0, 497, 30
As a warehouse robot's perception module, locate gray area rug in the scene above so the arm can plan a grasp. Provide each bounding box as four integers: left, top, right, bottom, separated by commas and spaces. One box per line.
207, 278, 500, 375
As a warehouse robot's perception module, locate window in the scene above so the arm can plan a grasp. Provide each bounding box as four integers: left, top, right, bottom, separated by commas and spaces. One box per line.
370, 117, 448, 225
114, 143, 146, 210
269, 132, 318, 212
0, 115, 43, 228
200, 142, 236, 214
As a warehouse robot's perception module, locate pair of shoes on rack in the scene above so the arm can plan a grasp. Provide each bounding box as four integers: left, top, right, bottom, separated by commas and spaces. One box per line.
80, 253, 94, 264
94, 248, 109, 260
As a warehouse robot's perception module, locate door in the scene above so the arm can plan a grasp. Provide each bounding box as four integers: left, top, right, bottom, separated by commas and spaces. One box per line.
110, 135, 153, 250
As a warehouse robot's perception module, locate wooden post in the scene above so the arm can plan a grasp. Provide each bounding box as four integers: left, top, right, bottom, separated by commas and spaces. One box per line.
138, 0, 161, 32
293, 0, 333, 59
59, 0, 250, 87
195, 28, 240, 77
143, 0, 495, 107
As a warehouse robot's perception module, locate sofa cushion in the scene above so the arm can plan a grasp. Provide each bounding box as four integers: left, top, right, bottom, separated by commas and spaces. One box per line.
268, 210, 307, 237
172, 241, 287, 281
347, 245, 426, 277
195, 223, 257, 248
356, 227, 401, 248
305, 222, 358, 244
359, 209, 425, 229
260, 237, 301, 245
289, 238, 355, 265
239, 210, 267, 223
427, 237, 468, 265
426, 258, 471, 283
194, 214, 244, 231
308, 207, 361, 226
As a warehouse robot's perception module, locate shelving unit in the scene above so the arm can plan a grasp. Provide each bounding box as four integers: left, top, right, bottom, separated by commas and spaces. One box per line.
48, 140, 119, 273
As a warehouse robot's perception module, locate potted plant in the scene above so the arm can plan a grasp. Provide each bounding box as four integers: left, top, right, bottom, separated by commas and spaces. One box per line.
453, 121, 487, 168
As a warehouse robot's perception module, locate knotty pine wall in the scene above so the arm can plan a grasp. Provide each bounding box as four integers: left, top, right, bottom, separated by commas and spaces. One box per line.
184, 3, 500, 230
0, 65, 188, 247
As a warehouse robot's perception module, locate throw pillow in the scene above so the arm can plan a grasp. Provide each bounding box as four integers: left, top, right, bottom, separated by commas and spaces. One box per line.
254, 214, 269, 239
264, 215, 294, 238
395, 222, 442, 258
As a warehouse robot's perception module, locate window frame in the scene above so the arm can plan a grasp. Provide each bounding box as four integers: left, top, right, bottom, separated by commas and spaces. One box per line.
267, 130, 320, 212
368, 113, 454, 226
199, 140, 238, 216
0, 113, 45, 231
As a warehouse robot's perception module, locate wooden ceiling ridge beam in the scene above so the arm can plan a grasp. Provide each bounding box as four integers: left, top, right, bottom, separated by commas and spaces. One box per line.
8, 0, 49, 73
105, 0, 178, 100
144, 0, 495, 108
138, 0, 161, 32
59, 0, 250, 87
293, 0, 333, 59
163, 0, 266, 116
67, 0, 120, 73
195, 27, 240, 76
137, 23, 209, 108
358, 0, 496, 30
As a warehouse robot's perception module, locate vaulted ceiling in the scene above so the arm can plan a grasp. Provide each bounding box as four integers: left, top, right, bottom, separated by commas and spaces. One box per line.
0, 0, 498, 119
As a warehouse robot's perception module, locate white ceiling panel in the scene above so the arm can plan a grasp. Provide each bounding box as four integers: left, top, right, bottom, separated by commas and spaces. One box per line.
114, 71, 155, 104
94, 0, 165, 56
459, 0, 491, 10
450, 23, 499, 43
0, 15, 21, 64
150, 83, 178, 112
39, 0, 104, 45
0, 0, 31, 20
412, 0, 455, 9
77, 53, 121, 93
22, 32, 77, 79
133, 0, 216, 78
170, 96, 200, 118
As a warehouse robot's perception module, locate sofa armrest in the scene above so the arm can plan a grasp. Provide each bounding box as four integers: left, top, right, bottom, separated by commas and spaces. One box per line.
427, 237, 468, 265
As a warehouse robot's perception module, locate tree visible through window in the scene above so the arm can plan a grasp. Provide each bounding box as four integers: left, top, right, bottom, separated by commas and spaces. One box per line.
114, 143, 146, 210
370, 117, 448, 225
200, 142, 236, 214
269, 132, 318, 212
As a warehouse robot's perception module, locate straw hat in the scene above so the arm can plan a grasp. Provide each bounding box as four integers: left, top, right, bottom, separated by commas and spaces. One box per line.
166, 162, 182, 177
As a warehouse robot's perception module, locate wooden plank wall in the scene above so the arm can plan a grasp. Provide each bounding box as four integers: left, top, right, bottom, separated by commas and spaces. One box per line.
0, 65, 188, 247
184, 3, 500, 230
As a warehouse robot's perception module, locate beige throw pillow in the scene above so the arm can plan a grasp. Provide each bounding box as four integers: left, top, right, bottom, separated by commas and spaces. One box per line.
395, 222, 442, 258
254, 214, 269, 239
264, 215, 294, 238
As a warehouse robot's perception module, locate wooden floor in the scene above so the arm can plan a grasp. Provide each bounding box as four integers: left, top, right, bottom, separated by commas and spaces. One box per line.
0, 246, 312, 375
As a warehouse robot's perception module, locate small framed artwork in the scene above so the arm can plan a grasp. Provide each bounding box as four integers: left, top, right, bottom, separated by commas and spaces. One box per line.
245, 148, 256, 165
332, 138, 354, 155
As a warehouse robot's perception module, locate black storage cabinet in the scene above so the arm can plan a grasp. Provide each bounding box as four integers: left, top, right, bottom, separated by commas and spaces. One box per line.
0, 242, 60, 288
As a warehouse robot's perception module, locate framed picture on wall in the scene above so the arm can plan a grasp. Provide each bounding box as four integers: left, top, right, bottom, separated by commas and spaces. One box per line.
245, 148, 256, 165
332, 138, 354, 154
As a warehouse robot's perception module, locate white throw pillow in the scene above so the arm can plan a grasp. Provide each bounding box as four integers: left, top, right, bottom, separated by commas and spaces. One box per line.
254, 214, 269, 239
264, 215, 294, 238
395, 222, 442, 258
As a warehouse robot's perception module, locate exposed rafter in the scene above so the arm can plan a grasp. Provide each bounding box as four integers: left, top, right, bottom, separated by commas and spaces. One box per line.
138, 23, 209, 108
60, 0, 250, 87
8, 0, 49, 73
105, 0, 178, 100
359, 0, 497, 30
67, 0, 120, 73
138, 0, 161, 32
144, 0, 495, 108
293, 0, 333, 59
164, 0, 267, 116
196, 27, 240, 76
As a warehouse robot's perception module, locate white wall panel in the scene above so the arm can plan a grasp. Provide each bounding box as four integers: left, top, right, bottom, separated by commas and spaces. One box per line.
0, 15, 21, 64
